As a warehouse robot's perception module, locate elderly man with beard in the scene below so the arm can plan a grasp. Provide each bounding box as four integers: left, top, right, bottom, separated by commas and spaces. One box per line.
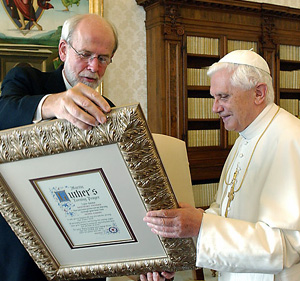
0, 14, 174, 281
0, 14, 115, 131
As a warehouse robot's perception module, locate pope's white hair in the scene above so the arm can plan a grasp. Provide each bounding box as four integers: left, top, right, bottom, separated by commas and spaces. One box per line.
207, 62, 274, 104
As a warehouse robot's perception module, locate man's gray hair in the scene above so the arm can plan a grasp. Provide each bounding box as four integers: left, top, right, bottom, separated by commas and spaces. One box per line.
207, 62, 274, 104
60, 14, 119, 55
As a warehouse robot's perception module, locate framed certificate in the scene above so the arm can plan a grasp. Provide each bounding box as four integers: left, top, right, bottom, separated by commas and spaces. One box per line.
0, 104, 196, 280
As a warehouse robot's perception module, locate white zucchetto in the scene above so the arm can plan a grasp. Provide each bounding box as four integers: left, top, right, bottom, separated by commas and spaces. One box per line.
218, 50, 270, 74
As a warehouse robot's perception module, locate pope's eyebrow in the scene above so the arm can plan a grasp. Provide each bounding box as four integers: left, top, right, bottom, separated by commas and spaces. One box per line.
212, 92, 228, 97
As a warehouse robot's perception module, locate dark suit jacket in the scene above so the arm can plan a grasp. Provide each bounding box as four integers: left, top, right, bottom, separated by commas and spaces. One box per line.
0, 65, 112, 280
0, 65, 114, 130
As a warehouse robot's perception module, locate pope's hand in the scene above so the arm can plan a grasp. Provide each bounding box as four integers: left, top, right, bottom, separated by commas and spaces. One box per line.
139, 271, 175, 281
41, 82, 111, 130
143, 202, 204, 238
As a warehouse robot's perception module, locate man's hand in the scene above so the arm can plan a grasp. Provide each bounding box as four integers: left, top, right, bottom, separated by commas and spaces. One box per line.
41, 82, 111, 130
139, 271, 175, 281
143, 202, 204, 238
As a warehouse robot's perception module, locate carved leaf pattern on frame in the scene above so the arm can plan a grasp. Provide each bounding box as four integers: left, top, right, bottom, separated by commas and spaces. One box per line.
0, 104, 196, 280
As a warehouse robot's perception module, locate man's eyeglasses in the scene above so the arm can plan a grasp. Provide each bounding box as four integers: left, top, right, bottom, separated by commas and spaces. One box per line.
68, 42, 112, 66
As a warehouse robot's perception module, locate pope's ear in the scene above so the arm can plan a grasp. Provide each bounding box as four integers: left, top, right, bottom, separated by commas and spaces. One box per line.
254, 83, 267, 105
58, 40, 67, 62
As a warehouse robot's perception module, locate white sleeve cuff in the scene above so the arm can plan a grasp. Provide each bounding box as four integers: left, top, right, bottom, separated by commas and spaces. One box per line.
33, 94, 51, 123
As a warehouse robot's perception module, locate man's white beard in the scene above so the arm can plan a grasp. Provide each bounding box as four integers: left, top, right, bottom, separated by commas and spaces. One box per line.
65, 66, 101, 90
81, 79, 102, 89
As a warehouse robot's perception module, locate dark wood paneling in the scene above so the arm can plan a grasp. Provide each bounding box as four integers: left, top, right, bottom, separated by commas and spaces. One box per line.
137, 0, 300, 185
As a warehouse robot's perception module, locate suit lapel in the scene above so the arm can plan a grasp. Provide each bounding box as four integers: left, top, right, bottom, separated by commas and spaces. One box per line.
44, 65, 66, 94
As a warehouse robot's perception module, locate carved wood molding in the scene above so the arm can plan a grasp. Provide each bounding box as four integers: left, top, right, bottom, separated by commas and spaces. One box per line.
163, 4, 184, 36
261, 11, 275, 48
136, 0, 300, 19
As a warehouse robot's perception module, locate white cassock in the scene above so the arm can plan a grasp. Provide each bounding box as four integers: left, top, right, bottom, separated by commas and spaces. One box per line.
196, 103, 300, 281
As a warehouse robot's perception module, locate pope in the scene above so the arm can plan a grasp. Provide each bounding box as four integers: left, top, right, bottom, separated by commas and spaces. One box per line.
144, 50, 300, 281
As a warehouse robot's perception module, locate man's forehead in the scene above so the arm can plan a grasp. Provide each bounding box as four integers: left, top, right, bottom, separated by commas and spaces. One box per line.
72, 28, 114, 50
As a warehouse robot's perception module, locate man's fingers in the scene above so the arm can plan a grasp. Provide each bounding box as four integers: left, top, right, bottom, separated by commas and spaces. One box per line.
144, 205, 204, 238
42, 82, 112, 131
66, 97, 106, 125
145, 220, 182, 238
161, 272, 175, 279
78, 83, 111, 112
146, 222, 174, 232
145, 209, 177, 219
150, 228, 179, 238
142, 272, 165, 281
62, 111, 93, 130
140, 272, 173, 281
56, 83, 112, 128
66, 87, 109, 125
144, 217, 174, 228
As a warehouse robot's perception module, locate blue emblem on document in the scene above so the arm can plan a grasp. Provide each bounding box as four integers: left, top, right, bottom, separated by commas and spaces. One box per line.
108, 226, 119, 234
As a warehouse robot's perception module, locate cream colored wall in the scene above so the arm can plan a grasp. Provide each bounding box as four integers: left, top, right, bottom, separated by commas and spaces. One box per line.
103, 0, 300, 119
103, 0, 147, 116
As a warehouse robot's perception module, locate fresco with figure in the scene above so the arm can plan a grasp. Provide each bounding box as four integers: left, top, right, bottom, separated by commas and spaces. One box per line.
0, 0, 89, 46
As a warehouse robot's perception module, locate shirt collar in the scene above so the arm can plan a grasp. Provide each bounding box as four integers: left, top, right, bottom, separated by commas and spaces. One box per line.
62, 69, 72, 90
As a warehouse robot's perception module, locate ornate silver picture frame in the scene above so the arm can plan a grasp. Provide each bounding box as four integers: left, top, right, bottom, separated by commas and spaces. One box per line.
0, 104, 196, 280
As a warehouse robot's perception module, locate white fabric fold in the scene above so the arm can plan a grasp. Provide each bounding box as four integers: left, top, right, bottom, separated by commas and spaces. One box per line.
197, 104, 300, 280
